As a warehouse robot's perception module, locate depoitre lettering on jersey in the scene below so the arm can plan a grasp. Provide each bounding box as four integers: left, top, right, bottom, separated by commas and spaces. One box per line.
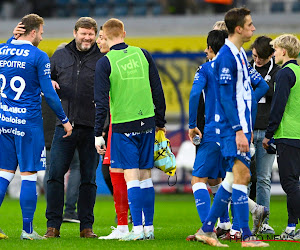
189, 60, 219, 142
214, 39, 254, 137
0, 40, 51, 128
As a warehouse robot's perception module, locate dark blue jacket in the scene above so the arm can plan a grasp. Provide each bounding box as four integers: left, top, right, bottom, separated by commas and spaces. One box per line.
51, 39, 104, 127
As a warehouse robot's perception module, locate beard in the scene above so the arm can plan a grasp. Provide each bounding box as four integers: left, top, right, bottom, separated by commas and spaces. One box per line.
32, 36, 41, 47
76, 40, 94, 51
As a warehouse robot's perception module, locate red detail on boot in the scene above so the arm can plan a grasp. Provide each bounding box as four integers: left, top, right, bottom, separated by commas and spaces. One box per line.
110, 171, 129, 225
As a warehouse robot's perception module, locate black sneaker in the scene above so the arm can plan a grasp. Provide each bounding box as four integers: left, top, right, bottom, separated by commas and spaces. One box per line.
63, 213, 80, 223
216, 227, 230, 238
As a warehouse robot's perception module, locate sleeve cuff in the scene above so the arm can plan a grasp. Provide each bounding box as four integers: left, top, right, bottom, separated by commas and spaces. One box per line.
265, 131, 274, 139
61, 117, 69, 124
232, 125, 242, 132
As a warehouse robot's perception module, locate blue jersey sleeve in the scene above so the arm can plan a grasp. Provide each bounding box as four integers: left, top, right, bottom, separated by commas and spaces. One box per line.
248, 64, 269, 102
218, 55, 242, 132
36, 51, 68, 123
189, 66, 207, 129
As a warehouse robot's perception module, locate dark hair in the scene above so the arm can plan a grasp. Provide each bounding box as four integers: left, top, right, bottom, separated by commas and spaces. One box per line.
250, 36, 274, 59
21, 13, 44, 36
225, 7, 251, 35
74, 17, 98, 34
207, 30, 228, 54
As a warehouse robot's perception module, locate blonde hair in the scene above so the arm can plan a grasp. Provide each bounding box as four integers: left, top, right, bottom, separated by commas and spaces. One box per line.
213, 21, 227, 31
102, 18, 124, 40
270, 34, 300, 59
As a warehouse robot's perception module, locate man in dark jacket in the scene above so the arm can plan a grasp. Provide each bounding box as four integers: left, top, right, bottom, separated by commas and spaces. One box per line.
44, 17, 104, 238
249, 36, 280, 235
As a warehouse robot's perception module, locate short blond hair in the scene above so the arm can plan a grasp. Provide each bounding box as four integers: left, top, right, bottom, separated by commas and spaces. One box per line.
213, 21, 227, 31
270, 34, 300, 59
102, 18, 124, 40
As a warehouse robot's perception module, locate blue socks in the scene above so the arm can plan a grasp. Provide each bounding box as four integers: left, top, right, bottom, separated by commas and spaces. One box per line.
231, 202, 240, 231
193, 182, 210, 223
127, 180, 143, 226
202, 182, 232, 232
140, 178, 155, 226
20, 174, 37, 234
0, 172, 14, 206
232, 184, 251, 238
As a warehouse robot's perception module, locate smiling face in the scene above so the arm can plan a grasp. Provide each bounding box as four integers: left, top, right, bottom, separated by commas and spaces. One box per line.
73, 27, 96, 51
96, 30, 110, 53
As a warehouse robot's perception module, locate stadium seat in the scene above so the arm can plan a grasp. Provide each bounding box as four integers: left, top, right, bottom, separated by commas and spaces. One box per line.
76, 0, 91, 4
56, 0, 72, 6
131, 0, 148, 5
152, 4, 162, 15
76, 7, 91, 17
112, 0, 129, 5
132, 5, 147, 16
95, 0, 110, 4
94, 6, 110, 16
114, 5, 129, 16
56, 7, 72, 17
292, 1, 300, 12
270, 2, 285, 13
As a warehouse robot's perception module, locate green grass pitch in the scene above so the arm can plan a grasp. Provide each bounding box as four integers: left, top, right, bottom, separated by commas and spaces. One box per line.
0, 194, 298, 249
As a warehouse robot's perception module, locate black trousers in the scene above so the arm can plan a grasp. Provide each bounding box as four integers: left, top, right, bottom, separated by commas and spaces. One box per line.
277, 143, 300, 224
46, 126, 99, 231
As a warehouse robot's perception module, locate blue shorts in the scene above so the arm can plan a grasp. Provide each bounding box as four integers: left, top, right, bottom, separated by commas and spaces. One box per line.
0, 125, 46, 172
110, 128, 155, 170
220, 132, 252, 172
192, 141, 226, 179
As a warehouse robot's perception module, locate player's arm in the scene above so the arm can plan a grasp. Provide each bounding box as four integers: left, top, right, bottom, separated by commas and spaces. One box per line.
188, 66, 206, 142
5, 22, 26, 44
218, 57, 248, 152
142, 49, 166, 130
37, 52, 72, 137
248, 64, 269, 102
218, 57, 241, 132
94, 57, 110, 154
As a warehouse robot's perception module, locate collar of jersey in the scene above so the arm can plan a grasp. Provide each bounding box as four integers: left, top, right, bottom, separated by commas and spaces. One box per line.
225, 39, 239, 55
11, 40, 33, 46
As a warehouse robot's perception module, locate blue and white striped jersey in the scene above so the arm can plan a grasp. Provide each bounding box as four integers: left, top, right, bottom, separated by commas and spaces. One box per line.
0, 40, 68, 128
214, 39, 266, 137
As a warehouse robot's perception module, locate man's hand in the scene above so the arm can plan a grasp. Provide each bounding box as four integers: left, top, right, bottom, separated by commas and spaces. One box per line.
13, 22, 25, 39
156, 127, 166, 133
188, 127, 202, 144
262, 137, 270, 150
95, 136, 106, 155
236, 130, 249, 153
62, 122, 72, 138
51, 80, 60, 90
